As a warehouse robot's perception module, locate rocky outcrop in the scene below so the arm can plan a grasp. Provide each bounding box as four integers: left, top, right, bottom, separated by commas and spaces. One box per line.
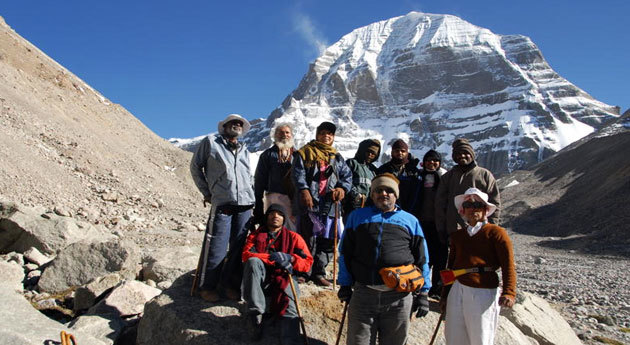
503, 293, 582, 345
87, 280, 161, 317
0, 261, 107, 345
37, 239, 140, 293
137, 273, 580, 345
0, 200, 114, 255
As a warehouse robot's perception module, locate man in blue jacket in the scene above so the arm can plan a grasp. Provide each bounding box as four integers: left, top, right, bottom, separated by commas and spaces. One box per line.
190, 113, 255, 302
292, 121, 352, 286
338, 173, 431, 345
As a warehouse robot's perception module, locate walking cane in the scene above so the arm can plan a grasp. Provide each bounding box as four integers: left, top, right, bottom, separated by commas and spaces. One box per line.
335, 301, 349, 345
288, 272, 310, 345
428, 313, 444, 345
333, 201, 339, 290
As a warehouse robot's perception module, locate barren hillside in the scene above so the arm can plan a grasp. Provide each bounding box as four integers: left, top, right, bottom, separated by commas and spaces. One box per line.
0, 16, 207, 240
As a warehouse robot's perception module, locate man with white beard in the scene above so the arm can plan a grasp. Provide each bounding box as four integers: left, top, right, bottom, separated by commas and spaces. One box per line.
253, 123, 298, 230
190, 113, 255, 302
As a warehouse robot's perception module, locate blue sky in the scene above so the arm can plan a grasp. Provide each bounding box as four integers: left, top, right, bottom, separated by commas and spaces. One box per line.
1, 1, 627, 139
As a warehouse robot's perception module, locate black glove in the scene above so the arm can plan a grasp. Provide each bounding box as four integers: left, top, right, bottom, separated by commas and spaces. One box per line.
411, 292, 429, 318
270, 252, 293, 273
338, 286, 352, 302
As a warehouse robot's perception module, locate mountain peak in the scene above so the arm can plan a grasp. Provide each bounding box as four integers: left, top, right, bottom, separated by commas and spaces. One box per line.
243, 12, 618, 176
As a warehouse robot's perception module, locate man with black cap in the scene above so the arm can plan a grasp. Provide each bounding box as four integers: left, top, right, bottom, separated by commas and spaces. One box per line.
343, 138, 381, 219
292, 121, 352, 286
435, 138, 501, 245
337, 173, 431, 345
376, 139, 422, 213
190, 113, 255, 302
241, 203, 313, 343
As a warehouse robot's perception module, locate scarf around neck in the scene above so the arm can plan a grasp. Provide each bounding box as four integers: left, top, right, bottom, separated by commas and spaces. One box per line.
297, 140, 337, 168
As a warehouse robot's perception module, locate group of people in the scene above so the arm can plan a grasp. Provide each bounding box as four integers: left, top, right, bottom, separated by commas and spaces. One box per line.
190, 114, 517, 345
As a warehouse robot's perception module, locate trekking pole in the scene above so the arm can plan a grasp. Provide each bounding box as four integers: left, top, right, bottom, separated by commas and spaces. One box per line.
427, 313, 444, 345
190, 247, 204, 297
287, 272, 310, 345
360, 194, 366, 208
333, 201, 339, 290
334, 301, 349, 345
60, 331, 77, 345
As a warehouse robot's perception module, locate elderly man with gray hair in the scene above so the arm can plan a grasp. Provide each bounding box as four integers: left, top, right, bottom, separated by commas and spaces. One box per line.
190, 113, 255, 302
253, 123, 297, 230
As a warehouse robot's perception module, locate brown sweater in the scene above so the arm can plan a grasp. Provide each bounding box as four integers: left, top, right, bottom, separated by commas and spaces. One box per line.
446, 223, 516, 298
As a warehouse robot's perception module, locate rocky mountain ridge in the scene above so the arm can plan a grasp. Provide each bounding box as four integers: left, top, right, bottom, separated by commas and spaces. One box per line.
236, 12, 619, 176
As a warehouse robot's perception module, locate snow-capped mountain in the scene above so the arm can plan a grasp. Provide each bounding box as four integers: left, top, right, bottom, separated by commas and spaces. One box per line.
187, 12, 620, 176
243, 12, 620, 175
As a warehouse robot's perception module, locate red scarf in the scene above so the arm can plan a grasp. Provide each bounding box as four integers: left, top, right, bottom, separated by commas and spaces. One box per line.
253, 227, 297, 316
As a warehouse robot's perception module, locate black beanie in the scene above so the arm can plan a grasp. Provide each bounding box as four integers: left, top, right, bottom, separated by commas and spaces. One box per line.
452, 138, 475, 159
265, 203, 286, 226
423, 149, 442, 163
392, 139, 409, 150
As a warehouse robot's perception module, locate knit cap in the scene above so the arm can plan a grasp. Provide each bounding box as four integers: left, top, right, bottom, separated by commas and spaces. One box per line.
391, 139, 409, 151
423, 149, 442, 163
452, 138, 475, 159
265, 203, 286, 226
370, 173, 400, 198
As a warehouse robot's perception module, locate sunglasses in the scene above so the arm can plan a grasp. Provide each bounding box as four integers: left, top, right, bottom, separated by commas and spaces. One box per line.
462, 201, 486, 209
374, 187, 395, 195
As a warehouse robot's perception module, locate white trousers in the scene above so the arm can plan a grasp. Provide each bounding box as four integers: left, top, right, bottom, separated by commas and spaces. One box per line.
445, 281, 500, 345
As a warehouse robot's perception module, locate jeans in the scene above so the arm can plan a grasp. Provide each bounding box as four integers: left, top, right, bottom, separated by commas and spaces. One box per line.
346, 284, 412, 345
199, 204, 252, 291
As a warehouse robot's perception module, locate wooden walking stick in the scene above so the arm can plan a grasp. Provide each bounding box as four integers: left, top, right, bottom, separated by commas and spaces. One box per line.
333, 201, 339, 290
335, 301, 349, 345
190, 247, 204, 296
428, 313, 445, 345
288, 272, 310, 345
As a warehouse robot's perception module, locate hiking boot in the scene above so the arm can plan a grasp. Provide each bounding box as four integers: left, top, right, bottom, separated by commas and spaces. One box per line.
313, 275, 331, 287
428, 287, 441, 301
224, 288, 241, 301
199, 289, 221, 303
246, 313, 263, 341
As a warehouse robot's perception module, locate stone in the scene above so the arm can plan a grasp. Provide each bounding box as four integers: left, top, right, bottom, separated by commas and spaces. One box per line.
0, 201, 114, 255
69, 314, 126, 345
88, 280, 161, 317
74, 273, 123, 312
37, 239, 139, 293
23, 246, 52, 266
141, 246, 198, 283
0, 262, 107, 345
502, 292, 582, 345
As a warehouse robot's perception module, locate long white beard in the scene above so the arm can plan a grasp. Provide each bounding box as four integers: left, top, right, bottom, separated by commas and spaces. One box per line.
275, 138, 294, 150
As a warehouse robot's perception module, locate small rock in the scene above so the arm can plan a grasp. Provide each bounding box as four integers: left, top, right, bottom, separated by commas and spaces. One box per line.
23, 247, 52, 266
54, 206, 72, 217
24, 263, 39, 272
157, 281, 172, 290
534, 257, 547, 264
36, 298, 57, 309
145, 279, 157, 288
8, 252, 24, 266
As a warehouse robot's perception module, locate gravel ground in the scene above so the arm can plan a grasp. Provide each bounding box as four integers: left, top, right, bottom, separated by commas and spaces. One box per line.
510, 230, 630, 345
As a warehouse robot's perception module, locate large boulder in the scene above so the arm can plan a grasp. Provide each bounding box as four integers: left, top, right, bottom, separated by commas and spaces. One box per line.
88, 280, 161, 317
38, 239, 140, 293
68, 314, 126, 345
141, 246, 199, 283
0, 261, 107, 345
0, 200, 114, 255
503, 292, 583, 345
137, 274, 574, 345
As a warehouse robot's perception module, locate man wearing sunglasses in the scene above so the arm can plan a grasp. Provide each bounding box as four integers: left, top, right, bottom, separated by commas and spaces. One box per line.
337, 173, 431, 345
435, 138, 500, 245
441, 187, 516, 345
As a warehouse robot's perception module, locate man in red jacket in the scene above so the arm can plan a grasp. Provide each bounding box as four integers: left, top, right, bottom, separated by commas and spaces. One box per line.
241, 203, 314, 344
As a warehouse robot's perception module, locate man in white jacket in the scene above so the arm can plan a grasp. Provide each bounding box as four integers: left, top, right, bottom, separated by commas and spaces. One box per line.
190, 113, 255, 302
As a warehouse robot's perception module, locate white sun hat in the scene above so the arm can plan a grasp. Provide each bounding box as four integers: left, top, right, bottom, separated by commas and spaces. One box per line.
454, 187, 497, 217
217, 113, 251, 136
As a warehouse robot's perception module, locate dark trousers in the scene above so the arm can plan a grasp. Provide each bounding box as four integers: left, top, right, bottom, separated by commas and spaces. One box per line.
421, 220, 448, 289
199, 204, 252, 291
